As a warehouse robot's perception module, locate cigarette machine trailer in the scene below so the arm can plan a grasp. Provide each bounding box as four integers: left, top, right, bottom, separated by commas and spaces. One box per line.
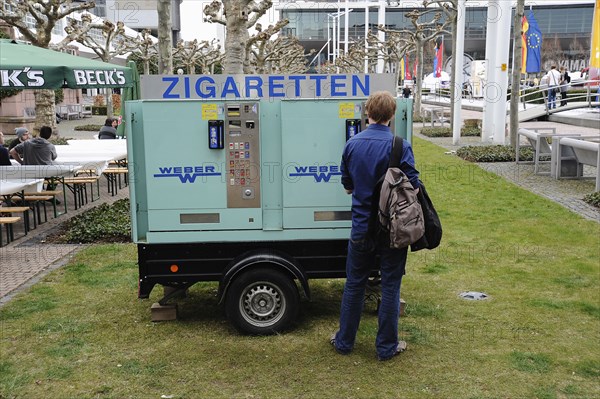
127, 74, 413, 334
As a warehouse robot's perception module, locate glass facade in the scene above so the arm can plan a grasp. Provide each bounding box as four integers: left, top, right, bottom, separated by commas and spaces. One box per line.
281, 3, 595, 63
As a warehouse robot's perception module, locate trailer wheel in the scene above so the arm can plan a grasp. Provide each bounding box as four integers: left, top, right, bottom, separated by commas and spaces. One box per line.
226, 268, 299, 335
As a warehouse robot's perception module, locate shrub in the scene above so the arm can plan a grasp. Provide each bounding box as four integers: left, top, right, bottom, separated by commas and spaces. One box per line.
94, 95, 105, 106
456, 145, 534, 162
92, 106, 107, 115
583, 192, 600, 208
420, 126, 481, 137
74, 124, 102, 132
49, 137, 72, 145
112, 94, 121, 113
54, 88, 64, 104
0, 88, 22, 101
58, 199, 131, 243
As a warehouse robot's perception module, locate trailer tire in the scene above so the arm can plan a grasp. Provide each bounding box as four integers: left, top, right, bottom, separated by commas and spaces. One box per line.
225, 268, 299, 335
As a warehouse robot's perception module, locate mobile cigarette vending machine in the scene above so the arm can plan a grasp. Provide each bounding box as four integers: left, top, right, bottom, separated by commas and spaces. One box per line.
126, 74, 413, 334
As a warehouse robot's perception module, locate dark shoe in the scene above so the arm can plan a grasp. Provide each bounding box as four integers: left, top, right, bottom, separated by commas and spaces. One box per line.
378, 341, 407, 361
330, 332, 350, 355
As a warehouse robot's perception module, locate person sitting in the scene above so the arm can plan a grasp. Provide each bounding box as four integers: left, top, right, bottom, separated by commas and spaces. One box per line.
0, 131, 11, 166
7, 127, 30, 156
9, 126, 57, 165
98, 118, 118, 139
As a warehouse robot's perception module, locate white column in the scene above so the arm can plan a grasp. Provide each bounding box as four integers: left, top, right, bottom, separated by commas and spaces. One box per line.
482, 0, 499, 143
344, 0, 350, 54
452, 0, 466, 145
377, 0, 386, 73
491, 0, 512, 144
332, 17, 338, 63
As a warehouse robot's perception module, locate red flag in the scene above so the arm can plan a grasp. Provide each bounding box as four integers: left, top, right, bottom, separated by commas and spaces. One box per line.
405, 56, 412, 80
435, 38, 444, 77
413, 58, 418, 78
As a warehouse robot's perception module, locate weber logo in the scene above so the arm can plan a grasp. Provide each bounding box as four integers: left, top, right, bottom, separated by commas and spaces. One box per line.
288, 165, 341, 183
154, 166, 221, 183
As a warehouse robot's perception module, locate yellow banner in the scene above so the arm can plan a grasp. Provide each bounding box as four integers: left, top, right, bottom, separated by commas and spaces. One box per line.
590, 0, 600, 68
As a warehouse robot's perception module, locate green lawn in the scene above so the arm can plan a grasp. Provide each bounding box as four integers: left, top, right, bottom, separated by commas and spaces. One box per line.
1, 137, 599, 399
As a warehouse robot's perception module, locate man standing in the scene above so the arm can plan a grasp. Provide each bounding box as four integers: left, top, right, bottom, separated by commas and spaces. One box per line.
544, 66, 561, 110
331, 91, 420, 361
10, 126, 57, 165
559, 67, 570, 107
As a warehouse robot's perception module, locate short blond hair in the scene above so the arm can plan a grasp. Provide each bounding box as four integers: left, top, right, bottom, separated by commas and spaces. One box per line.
365, 91, 396, 123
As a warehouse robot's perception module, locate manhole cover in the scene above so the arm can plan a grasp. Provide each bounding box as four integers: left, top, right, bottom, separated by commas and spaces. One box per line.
459, 291, 489, 300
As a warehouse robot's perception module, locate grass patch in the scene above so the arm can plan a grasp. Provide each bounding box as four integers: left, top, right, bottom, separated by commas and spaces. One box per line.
1, 138, 599, 398
510, 351, 552, 373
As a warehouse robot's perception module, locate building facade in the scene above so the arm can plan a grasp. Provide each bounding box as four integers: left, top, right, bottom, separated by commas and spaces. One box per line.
276, 0, 595, 73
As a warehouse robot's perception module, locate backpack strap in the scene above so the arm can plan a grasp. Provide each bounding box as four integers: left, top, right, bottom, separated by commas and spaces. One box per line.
388, 136, 404, 168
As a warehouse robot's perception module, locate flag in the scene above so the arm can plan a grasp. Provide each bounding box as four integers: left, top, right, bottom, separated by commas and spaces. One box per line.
434, 36, 444, 78
523, 10, 542, 73
400, 56, 405, 82
521, 15, 529, 74
405, 56, 412, 80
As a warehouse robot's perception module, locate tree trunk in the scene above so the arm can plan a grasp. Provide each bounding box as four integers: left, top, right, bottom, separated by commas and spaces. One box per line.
158, 0, 173, 74
143, 60, 150, 75
510, 0, 525, 149
106, 90, 114, 119
34, 90, 56, 134
223, 3, 249, 74
449, 5, 458, 129
414, 40, 424, 117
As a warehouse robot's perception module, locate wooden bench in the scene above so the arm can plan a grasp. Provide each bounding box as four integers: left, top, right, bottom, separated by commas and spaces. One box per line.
103, 167, 129, 195
23, 189, 63, 218
555, 137, 600, 191
0, 216, 21, 246
63, 176, 101, 209
0, 206, 32, 235
13, 195, 53, 225
81, 104, 92, 117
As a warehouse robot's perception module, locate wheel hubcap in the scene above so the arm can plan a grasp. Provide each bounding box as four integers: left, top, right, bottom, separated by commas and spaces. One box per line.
240, 283, 285, 327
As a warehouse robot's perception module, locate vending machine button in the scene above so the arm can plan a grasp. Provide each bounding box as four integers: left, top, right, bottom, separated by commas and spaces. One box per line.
245, 142, 250, 149
244, 189, 252, 196
234, 142, 239, 150
230, 178, 235, 185
229, 143, 234, 150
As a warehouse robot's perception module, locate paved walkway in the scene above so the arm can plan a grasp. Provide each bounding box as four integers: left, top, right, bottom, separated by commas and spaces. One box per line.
0, 110, 598, 305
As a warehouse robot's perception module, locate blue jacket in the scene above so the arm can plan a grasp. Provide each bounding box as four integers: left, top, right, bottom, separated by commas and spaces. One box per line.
341, 123, 419, 235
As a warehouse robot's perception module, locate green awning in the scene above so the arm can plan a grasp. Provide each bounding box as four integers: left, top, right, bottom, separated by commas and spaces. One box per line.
0, 39, 133, 89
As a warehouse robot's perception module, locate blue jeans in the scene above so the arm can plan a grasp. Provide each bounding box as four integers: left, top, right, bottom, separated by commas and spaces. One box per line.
548, 89, 557, 109
335, 230, 407, 359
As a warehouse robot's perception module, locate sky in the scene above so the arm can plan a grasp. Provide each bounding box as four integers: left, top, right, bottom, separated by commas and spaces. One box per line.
178, 0, 596, 42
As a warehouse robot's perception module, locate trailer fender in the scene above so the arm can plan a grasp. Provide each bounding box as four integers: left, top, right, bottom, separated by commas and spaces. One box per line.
218, 250, 310, 304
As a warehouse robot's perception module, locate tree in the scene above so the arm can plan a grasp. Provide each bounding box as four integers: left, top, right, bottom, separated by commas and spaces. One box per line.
157, 0, 173, 74
383, 8, 448, 116
246, 22, 314, 74
173, 39, 223, 74
203, 0, 275, 74
319, 33, 379, 74
0, 0, 96, 131
126, 30, 158, 75
424, 1, 457, 126
60, 13, 135, 118
510, 0, 525, 149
